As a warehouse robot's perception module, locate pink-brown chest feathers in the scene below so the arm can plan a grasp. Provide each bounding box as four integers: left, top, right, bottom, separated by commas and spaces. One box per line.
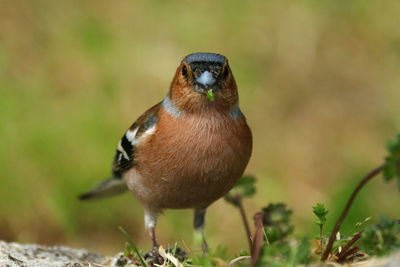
132, 109, 252, 210
124, 53, 253, 211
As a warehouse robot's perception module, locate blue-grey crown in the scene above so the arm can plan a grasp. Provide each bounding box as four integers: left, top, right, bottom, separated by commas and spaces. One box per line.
183, 53, 226, 64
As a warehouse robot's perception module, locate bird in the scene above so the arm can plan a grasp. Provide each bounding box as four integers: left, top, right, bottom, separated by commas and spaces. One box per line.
79, 52, 252, 252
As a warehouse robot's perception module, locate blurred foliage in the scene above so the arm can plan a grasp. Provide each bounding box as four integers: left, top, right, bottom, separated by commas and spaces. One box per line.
253, 202, 312, 266
0, 0, 400, 255
262, 203, 294, 244
256, 238, 312, 267
384, 134, 400, 189
359, 216, 400, 257
189, 246, 229, 267
224, 175, 256, 206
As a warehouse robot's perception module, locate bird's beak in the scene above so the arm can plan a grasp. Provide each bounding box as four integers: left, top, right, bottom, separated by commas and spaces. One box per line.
194, 70, 218, 102
196, 71, 216, 89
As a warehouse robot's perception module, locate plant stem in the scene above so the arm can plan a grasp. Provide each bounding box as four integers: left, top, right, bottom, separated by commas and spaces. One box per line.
251, 212, 265, 266
336, 231, 363, 261
337, 246, 360, 263
319, 225, 323, 252
320, 164, 385, 261
237, 197, 253, 252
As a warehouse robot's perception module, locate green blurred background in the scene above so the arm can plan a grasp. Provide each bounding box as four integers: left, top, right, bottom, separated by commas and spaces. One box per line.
0, 0, 399, 255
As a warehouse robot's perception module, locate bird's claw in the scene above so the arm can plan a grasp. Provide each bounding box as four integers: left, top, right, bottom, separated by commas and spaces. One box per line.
143, 246, 164, 265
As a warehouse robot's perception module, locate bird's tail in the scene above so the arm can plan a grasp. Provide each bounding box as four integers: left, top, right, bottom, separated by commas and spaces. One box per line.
78, 176, 128, 200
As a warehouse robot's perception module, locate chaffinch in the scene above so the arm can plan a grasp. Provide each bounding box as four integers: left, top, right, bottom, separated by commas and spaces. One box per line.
79, 53, 252, 252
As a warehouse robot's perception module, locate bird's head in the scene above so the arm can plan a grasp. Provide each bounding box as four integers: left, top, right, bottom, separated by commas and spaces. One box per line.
169, 53, 238, 113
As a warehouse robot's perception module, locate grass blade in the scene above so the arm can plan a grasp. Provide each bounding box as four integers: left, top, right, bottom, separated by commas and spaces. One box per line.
118, 226, 148, 267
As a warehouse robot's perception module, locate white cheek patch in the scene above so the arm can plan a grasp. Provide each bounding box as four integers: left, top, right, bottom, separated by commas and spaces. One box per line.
196, 71, 215, 86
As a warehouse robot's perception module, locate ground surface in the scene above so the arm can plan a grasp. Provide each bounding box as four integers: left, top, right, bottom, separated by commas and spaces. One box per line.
1, 241, 400, 267
0, 241, 137, 267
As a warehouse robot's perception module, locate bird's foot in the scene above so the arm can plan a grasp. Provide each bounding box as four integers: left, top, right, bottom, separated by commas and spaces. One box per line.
144, 246, 188, 265
193, 229, 209, 253
144, 246, 164, 265
201, 240, 209, 254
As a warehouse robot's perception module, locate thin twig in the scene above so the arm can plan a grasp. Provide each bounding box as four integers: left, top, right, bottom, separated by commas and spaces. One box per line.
337, 246, 360, 263
251, 212, 265, 266
336, 231, 363, 261
237, 197, 253, 252
321, 164, 385, 261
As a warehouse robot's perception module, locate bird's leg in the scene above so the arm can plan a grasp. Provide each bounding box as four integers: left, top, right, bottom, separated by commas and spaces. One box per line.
149, 226, 158, 248
144, 210, 166, 264
193, 208, 208, 253
145, 211, 159, 249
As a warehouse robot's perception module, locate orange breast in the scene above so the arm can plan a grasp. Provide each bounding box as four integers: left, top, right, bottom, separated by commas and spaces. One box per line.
125, 108, 252, 211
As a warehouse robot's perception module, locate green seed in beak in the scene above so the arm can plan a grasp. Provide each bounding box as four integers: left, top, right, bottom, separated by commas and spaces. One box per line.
206, 89, 215, 102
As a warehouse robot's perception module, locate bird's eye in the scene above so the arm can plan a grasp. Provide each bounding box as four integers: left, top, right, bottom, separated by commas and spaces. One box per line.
222, 66, 229, 79
182, 65, 188, 77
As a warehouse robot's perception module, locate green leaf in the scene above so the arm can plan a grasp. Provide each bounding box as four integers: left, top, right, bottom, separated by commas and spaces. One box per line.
262, 203, 294, 243
383, 133, 400, 190
206, 89, 215, 101
312, 203, 329, 226
224, 175, 256, 206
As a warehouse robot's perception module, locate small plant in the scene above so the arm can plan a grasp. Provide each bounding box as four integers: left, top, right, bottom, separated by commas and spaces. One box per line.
223, 132, 400, 266
312, 203, 328, 253
321, 133, 400, 261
